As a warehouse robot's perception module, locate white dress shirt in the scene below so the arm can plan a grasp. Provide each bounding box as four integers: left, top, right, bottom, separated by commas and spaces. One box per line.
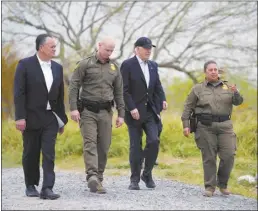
136, 55, 150, 88
37, 54, 53, 109
37, 54, 64, 128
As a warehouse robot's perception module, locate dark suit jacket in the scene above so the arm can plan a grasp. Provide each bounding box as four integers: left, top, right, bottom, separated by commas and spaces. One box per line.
153, 81, 166, 114
120, 56, 163, 124
14, 54, 68, 129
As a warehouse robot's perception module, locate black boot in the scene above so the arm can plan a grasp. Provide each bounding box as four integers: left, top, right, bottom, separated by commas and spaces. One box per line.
141, 173, 156, 188
25, 185, 39, 197
128, 181, 140, 190
40, 188, 60, 200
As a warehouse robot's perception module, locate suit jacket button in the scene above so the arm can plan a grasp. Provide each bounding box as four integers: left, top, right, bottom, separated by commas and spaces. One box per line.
145, 103, 147, 106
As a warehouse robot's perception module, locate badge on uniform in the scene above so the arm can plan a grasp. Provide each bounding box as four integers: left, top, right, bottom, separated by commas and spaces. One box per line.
222, 84, 228, 90
110, 63, 116, 71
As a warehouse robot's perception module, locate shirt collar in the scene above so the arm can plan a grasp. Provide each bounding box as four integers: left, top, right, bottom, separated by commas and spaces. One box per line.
94, 52, 110, 64
136, 55, 147, 65
205, 78, 223, 86
37, 54, 51, 66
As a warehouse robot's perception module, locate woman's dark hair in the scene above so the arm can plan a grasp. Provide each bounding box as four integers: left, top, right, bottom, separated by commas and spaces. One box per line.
203, 60, 217, 72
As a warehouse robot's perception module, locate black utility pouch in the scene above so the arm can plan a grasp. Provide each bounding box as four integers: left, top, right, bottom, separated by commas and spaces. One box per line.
106, 104, 112, 112
85, 104, 100, 113
199, 113, 212, 126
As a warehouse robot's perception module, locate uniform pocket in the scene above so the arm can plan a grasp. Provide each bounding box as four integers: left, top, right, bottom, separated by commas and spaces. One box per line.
104, 70, 117, 85
108, 70, 116, 75
220, 92, 232, 104
87, 69, 100, 74
199, 92, 212, 105
194, 132, 204, 149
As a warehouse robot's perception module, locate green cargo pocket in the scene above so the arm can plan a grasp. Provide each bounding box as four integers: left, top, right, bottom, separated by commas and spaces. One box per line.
194, 132, 204, 149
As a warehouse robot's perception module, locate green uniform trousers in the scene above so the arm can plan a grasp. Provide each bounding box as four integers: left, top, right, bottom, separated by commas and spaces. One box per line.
79, 108, 113, 182
194, 120, 237, 189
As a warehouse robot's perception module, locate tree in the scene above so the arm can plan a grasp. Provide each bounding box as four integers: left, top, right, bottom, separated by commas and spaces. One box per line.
1, 43, 20, 119
2, 2, 257, 84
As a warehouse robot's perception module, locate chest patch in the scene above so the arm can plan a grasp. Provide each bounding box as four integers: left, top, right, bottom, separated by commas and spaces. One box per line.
110, 63, 116, 71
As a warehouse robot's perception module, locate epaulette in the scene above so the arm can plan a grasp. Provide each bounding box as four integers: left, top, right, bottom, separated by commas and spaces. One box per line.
74, 56, 92, 70
77, 55, 92, 64
222, 80, 229, 86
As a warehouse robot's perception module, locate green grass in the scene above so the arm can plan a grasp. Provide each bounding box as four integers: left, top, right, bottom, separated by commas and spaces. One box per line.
2, 77, 257, 199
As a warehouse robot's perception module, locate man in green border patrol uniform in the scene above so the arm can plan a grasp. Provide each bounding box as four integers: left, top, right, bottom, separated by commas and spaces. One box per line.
181, 60, 243, 197
69, 37, 125, 194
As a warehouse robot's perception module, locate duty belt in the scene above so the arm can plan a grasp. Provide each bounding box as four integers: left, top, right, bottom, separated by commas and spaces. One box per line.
82, 99, 112, 113
196, 114, 230, 122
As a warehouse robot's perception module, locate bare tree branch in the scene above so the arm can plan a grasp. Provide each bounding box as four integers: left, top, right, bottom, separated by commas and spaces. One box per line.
114, 2, 173, 60
2, 1, 256, 84
79, 1, 89, 33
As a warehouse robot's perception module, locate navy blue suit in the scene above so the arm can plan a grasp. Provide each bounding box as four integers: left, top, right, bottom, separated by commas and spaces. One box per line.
14, 54, 68, 189
121, 56, 163, 182
153, 82, 166, 136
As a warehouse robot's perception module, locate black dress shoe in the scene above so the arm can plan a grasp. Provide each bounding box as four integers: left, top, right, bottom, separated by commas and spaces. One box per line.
26, 185, 39, 197
141, 174, 156, 188
40, 188, 60, 200
128, 181, 140, 190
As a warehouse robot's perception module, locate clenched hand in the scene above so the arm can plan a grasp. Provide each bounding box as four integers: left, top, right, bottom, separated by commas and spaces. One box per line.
183, 127, 190, 137
16, 119, 26, 133
130, 108, 140, 120
116, 117, 124, 128
70, 110, 80, 122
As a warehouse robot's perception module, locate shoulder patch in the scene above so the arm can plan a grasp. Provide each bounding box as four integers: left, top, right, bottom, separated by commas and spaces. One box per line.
222, 81, 229, 89
72, 57, 91, 72
74, 61, 80, 70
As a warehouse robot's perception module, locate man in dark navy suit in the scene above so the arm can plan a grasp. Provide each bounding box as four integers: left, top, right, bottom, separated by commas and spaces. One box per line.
141, 80, 167, 168
121, 37, 164, 190
152, 82, 168, 165
14, 34, 68, 200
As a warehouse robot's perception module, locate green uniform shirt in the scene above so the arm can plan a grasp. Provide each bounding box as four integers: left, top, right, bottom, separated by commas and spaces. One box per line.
181, 80, 243, 128
69, 53, 125, 118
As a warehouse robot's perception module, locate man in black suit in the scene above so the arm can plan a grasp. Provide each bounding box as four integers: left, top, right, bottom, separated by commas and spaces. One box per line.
14, 34, 68, 200
121, 37, 164, 190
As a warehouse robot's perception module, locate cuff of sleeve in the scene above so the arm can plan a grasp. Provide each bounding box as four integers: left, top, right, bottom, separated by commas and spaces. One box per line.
118, 109, 125, 118
70, 103, 77, 111
15, 116, 26, 121
183, 120, 189, 128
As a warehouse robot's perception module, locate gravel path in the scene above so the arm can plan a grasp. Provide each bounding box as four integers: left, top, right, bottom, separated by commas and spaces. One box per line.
2, 168, 257, 210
